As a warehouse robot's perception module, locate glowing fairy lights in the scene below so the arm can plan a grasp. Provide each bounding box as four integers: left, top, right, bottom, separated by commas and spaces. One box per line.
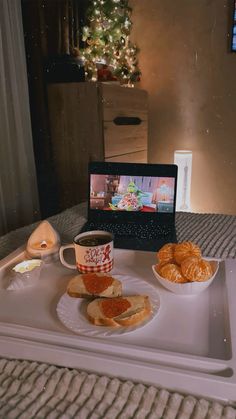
80, 0, 141, 84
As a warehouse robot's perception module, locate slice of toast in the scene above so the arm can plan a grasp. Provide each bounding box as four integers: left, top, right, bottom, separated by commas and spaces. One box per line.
67, 273, 122, 298
87, 295, 151, 327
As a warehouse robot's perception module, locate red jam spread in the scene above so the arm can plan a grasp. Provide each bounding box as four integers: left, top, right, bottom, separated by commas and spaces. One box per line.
100, 298, 131, 318
82, 273, 113, 294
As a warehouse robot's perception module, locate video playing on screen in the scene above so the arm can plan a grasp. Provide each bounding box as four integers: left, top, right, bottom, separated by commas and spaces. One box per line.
90, 174, 175, 213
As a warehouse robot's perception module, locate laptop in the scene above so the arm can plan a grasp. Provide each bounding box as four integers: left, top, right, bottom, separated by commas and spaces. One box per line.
80, 161, 178, 252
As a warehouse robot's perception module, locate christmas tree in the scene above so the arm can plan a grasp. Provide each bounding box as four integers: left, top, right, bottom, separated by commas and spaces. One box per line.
80, 0, 141, 85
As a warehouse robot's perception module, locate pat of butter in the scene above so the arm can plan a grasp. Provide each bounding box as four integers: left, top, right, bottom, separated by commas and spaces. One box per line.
13, 259, 42, 274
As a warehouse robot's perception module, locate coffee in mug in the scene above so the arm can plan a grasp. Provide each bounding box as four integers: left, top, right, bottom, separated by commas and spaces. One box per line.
59, 230, 114, 273
75, 234, 111, 247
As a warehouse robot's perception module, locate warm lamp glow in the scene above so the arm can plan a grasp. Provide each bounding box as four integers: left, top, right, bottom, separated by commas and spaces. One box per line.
174, 150, 192, 212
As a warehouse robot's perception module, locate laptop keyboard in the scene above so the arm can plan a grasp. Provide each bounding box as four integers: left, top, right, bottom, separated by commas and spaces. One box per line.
86, 222, 173, 240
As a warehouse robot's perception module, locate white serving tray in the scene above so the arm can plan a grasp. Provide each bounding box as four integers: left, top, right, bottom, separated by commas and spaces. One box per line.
0, 246, 236, 404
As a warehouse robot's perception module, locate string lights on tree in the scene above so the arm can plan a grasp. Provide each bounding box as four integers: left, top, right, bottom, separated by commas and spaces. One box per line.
80, 0, 141, 85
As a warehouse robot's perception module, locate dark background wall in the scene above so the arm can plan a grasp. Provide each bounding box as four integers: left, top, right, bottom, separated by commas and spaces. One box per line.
130, 0, 236, 214
22, 0, 236, 216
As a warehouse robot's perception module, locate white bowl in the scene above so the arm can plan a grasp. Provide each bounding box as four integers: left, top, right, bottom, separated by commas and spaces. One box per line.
152, 260, 219, 295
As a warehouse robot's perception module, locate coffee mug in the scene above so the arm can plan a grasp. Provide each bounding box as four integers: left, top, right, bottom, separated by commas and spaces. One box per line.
59, 230, 114, 273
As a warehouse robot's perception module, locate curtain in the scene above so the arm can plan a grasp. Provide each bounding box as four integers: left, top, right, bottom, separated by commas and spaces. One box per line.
0, 0, 40, 235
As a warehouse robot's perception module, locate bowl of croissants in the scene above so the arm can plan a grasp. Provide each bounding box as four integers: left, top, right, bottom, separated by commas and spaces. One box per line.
152, 241, 219, 295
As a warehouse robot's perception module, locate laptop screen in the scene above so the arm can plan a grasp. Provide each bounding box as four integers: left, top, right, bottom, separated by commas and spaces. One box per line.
88, 162, 178, 223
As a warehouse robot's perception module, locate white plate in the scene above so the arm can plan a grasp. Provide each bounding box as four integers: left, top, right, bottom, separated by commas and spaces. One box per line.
56, 275, 161, 337
152, 260, 219, 295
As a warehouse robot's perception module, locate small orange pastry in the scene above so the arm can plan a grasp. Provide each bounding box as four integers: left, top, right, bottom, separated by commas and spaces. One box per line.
174, 241, 201, 265
157, 243, 176, 264
181, 256, 213, 282
159, 263, 188, 283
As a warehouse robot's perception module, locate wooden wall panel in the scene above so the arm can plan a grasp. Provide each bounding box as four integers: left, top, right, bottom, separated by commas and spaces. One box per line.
104, 121, 147, 158
47, 82, 148, 210
101, 84, 148, 122
47, 83, 104, 210
105, 150, 147, 163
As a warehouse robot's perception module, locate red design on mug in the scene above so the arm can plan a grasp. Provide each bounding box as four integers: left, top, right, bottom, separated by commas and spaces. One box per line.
84, 245, 110, 266
102, 244, 111, 263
